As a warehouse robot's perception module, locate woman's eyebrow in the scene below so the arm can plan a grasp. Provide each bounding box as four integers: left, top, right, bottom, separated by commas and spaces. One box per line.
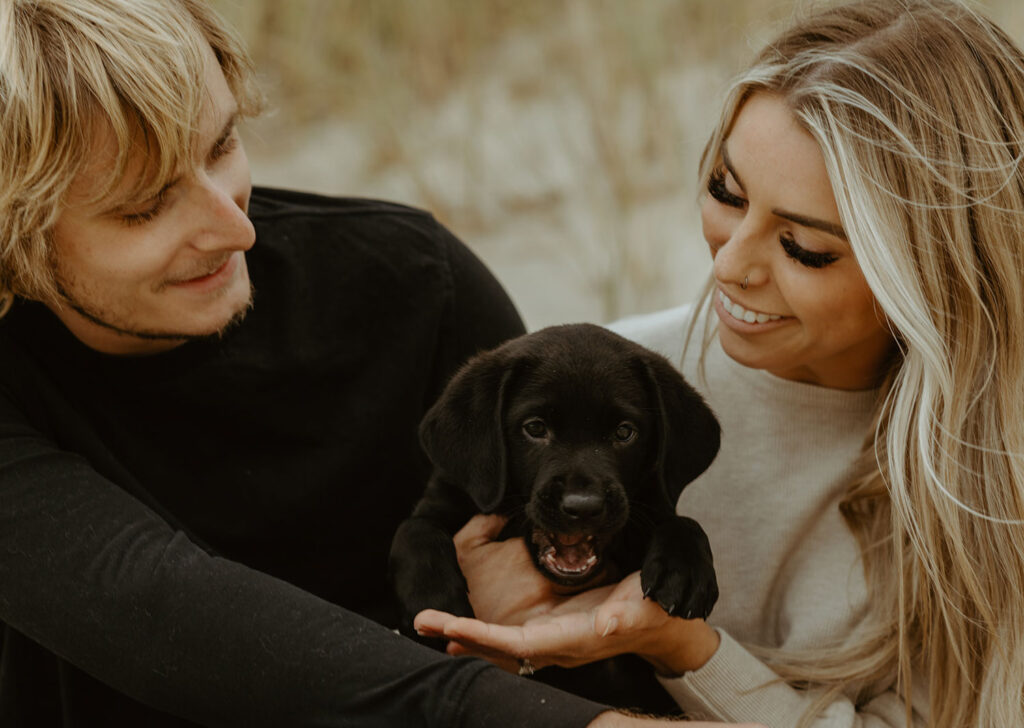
775, 210, 847, 240
721, 140, 847, 241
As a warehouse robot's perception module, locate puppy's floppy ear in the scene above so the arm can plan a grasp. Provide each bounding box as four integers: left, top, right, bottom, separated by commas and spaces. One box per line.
419, 349, 520, 513
640, 353, 721, 508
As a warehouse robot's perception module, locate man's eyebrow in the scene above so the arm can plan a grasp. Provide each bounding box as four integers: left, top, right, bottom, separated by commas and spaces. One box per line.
209, 110, 239, 156
104, 178, 178, 216
102, 110, 240, 216
721, 140, 847, 241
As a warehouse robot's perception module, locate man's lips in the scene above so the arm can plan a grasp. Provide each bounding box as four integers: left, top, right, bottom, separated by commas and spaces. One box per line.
166, 253, 239, 291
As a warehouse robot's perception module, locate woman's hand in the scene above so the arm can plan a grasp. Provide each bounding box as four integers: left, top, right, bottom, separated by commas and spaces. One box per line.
415, 515, 721, 676
448, 513, 568, 626
416, 572, 719, 676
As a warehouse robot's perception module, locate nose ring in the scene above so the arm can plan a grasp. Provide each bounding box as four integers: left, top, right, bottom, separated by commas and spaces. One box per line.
741, 275, 749, 290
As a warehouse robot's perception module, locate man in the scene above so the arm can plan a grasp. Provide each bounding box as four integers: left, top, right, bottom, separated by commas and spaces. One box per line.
0, 1, 757, 726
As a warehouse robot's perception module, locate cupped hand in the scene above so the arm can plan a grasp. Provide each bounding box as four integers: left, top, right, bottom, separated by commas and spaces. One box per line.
449, 513, 568, 626
415, 570, 720, 677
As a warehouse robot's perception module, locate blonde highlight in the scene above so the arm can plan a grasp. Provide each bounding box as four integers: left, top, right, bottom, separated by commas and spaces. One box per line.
695, 1, 1024, 725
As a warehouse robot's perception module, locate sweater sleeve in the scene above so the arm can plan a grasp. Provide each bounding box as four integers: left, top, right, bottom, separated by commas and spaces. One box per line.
657, 630, 928, 728
0, 389, 604, 727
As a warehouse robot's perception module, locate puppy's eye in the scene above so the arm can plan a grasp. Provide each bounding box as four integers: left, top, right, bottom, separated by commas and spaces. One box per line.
522, 418, 549, 440
614, 422, 637, 443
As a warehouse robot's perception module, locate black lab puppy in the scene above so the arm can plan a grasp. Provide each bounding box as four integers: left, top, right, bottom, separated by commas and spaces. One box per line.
390, 324, 720, 711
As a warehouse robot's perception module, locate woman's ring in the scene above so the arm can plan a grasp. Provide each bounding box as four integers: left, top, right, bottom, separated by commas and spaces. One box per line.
517, 657, 536, 676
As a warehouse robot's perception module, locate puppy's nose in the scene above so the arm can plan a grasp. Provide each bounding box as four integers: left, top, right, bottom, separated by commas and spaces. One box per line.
560, 492, 605, 520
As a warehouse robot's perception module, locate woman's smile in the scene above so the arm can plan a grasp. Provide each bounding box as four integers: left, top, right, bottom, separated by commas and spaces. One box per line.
716, 290, 787, 324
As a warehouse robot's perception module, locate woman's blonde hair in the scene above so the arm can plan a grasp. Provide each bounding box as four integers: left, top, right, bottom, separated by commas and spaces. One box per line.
0, 0, 262, 314
695, 0, 1024, 724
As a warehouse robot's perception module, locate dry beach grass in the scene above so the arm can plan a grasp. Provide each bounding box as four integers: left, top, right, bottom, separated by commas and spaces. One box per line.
214, 0, 1024, 329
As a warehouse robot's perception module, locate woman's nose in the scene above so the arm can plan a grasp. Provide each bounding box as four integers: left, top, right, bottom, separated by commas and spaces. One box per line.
711, 217, 766, 290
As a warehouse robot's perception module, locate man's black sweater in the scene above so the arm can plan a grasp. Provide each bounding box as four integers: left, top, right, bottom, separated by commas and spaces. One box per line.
0, 188, 606, 727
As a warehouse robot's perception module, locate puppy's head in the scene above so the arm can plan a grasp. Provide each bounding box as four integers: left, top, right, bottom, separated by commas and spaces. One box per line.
420, 324, 720, 586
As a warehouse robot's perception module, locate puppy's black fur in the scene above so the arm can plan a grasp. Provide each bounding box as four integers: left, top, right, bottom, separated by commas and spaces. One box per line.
389, 324, 720, 712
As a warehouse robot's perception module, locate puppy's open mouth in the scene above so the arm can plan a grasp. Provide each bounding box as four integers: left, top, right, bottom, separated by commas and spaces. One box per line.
532, 530, 602, 582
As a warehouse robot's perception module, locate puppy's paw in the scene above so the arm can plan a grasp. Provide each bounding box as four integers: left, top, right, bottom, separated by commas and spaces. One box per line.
640, 517, 718, 620
640, 552, 718, 620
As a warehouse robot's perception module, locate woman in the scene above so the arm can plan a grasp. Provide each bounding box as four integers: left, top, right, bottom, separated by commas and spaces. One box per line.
416, 1, 1024, 725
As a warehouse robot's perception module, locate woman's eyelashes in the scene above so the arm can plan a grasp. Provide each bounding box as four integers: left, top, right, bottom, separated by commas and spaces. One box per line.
707, 166, 745, 208
707, 165, 840, 269
780, 233, 839, 268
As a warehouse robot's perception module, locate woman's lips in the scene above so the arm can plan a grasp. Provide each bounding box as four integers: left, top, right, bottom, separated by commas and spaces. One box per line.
714, 289, 791, 330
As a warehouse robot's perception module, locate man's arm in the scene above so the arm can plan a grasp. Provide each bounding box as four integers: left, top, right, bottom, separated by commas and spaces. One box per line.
0, 388, 609, 727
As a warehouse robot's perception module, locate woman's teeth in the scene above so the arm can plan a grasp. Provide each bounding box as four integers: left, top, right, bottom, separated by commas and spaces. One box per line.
719, 291, 783, 324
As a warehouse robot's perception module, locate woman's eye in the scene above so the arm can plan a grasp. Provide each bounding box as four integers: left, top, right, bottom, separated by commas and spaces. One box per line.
707, 166, 746, 209
523, 419, 549, 440
780, 233, 839, 269
613, 422, 637, 443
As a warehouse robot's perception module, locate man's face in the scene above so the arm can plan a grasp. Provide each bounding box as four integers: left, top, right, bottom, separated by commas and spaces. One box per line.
48, 45, 256, 355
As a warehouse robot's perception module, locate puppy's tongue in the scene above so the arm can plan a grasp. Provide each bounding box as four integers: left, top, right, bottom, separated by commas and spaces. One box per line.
543, 533, 597, 575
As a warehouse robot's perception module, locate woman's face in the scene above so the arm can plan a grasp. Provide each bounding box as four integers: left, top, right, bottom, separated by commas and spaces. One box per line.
701, 91, 894, 390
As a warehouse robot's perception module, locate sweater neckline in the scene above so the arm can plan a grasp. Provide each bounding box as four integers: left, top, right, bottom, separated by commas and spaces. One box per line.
703, 332, 881, 415
8, 299, 225, 381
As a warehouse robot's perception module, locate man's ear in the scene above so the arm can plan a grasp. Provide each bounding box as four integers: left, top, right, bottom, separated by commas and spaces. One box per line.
640, 353, 721, 509
419, 349, 521, 513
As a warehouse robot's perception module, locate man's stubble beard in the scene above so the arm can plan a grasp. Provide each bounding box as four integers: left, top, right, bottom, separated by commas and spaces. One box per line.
54, 276, 255, 345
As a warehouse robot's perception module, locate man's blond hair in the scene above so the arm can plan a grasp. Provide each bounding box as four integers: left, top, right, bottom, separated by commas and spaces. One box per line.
0, 0, 262, 315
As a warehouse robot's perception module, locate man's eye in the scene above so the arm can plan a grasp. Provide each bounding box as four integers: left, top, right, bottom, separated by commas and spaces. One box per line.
120, 191, 167, 227
210, 131, 239, 162
613, 422, 637, 443
522, 419, 549, 440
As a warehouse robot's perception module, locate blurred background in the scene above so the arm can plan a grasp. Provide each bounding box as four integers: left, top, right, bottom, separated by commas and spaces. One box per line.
212, 0, 1024, 330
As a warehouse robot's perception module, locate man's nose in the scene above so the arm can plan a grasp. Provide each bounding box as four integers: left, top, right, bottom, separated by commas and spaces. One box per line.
188, 175, 255, 253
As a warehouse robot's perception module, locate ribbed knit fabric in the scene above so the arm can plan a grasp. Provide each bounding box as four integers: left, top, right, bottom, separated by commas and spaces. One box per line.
610, 305, 927, 727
